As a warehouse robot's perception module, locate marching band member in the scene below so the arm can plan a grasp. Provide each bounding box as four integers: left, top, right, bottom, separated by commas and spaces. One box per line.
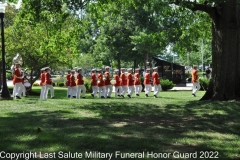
12, 63, 23, 99
127, 68, 134, 98
69, 70, 77, 98
120, 68, 127, 98
152, 67, 161, 98
144, 68, 151, 97
76, 68, 86, 99
91, 68, 98, 98
43, 67, 54, 99
66, 69, 71, 98
191, 65, 200, 97
40, 68, 46, 99
104, 66, 112, 98
97, 69, 106, 98
134, 68, 142, 96
113, 69, 121, 97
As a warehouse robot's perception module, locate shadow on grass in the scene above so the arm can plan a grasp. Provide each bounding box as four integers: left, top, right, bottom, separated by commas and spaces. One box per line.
0, 100, 239, 160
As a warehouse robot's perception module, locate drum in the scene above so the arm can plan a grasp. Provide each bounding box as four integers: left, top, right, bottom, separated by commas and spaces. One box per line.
24, 82, 31, 87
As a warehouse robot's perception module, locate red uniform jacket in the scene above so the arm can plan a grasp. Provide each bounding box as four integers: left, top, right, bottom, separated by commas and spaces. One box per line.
13, 68, 22, 83
66, 74, 71, 86
97, 73, 105, 87
127, 73, 134, 86
45, 72, 52, 85
144, 73, 150, 85
114, 74, 120, 86
69, 75, 76, 86
191, 69, 198, 83
152, 72, 160, 85
104, 71, 111, 85
91, 73, 97, 86
134, 73, 141, 85
76, 73, 84, 85
40, 73, 45, 86
120, 73, 127, 86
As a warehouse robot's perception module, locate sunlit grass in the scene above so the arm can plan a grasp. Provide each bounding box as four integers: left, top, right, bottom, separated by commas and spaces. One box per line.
0, 87, 239, 159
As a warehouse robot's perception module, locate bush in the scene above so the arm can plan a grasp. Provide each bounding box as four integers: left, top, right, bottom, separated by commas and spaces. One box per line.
56, 81, 65, 87
33, 82, 40, 86
83, 77, 92, 93
199, 78, 210, 91
161, 79, 176, 91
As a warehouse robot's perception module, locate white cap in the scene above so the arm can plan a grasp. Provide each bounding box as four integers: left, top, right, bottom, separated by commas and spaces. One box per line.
91, 68, 96, 71
135, 68, 140, 71
127, 68, 132, 71
146, 68, 150, 71
114, 69, 119, 72
153, 67, 158, 70
71, 70, 75, 72
45, 67, 51, 70
41, 68, 45, 71
121, 68, 125, 70
105, 66, 110, 69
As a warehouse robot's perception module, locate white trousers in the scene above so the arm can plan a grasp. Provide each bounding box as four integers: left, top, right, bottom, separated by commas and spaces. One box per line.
70, 86, 77, 98
134, 84, 142, 95
128, 86, 134, 96
105, 85, 113, 97
154, 84, 162, 96
98, 86, 106, 98
44, 84, 54, 99
13, 82, 23, 97
192, 82, 201, 94
121, 86, 128, 96
67, 86, 71, 97
40, 86, 46, 99
76, 85, 86, 98
114, 86, 122, 97
21, 83, 26, 96
144, 84, 152, 95
91, 86, 98, 97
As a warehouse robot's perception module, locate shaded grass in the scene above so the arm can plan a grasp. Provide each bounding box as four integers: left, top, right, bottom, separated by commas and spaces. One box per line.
0, 87, 239, 160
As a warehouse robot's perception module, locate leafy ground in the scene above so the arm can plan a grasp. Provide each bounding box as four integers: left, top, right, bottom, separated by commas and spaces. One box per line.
0, 87, 239, 160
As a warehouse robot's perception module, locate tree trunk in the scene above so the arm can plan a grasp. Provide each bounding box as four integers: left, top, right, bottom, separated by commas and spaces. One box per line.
201, 0, 240, 100
117, 58, 121, 76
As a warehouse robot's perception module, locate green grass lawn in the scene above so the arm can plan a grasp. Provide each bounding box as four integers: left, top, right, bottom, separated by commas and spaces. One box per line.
0, 87, 239, 160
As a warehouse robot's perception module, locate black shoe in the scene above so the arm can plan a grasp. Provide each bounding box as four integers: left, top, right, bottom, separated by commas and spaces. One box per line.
82, 97, 86, 98
51, 97, 54, 99
192, 93, 196, 97
154, 95, 157, 98
121, 95, 125, 98
72, 96, 76, 98
136, 94, 139, 96
16, 96, 21, 99
107, 96, 110, 98
145, 94, 148, 97
101, 96, 105, 98
68, 95, 71, 98
91, 93, 94, 98
127, 94, 131, 98
118, 95, 121, 97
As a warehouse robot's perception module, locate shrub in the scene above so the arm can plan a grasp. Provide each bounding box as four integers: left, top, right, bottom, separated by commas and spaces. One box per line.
33, 82, 40, 86
56, 81, 65, 87
199, 78, 210, 91
161, 79, 176, 91
83, 77, 92, 93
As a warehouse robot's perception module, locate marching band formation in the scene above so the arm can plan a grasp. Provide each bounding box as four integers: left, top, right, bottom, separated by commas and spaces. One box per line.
64, 66, 162, 99
12, 63, 162, 100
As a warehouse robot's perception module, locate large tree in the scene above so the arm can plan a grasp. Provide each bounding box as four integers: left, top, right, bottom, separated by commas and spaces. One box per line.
175, 0, 240, 100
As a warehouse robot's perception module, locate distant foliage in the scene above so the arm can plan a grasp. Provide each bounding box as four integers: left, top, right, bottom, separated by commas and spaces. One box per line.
83, 77, 92, 93
199, 78, 210, 91
33, 82, 40, 86
161, 79, 176, 91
